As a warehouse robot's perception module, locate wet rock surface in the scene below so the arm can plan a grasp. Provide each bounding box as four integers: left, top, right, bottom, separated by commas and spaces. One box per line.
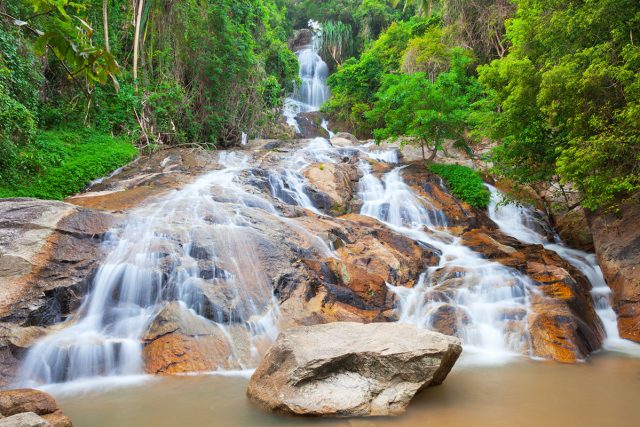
589, 194, 640, 342
247, 322, 462, 417
0, 136, 629, 386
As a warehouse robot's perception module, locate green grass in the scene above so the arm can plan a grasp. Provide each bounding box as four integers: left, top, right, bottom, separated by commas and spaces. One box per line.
428, 163, 490, 208
0, 129, 138, 200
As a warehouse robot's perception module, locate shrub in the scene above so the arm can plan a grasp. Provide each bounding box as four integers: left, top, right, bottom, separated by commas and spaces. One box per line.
428, 163, 490, 208
0, 130, 138, 200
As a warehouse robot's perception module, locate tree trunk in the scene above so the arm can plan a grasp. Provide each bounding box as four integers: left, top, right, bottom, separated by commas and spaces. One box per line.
133, 0, 145, 89
102, 0, 110, 53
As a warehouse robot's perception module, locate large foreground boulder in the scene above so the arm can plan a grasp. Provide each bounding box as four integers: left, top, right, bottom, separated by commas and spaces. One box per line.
247, 322, 462, 417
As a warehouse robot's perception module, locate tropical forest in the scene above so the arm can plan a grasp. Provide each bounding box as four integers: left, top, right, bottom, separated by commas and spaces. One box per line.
0, 0, 638, 426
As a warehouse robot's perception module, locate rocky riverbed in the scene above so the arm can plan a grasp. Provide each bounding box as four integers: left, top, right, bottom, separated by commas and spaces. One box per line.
0, 135, 638, 393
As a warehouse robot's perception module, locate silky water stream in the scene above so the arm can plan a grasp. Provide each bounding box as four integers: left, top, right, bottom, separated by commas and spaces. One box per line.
15, 19, 640, 422
19, 143, 640, 427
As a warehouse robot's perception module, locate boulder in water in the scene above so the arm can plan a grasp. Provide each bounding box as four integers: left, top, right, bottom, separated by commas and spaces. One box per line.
302, 162, 359, 215
295, 112, 330, 139
0, 389, 72, 427
247, 322, 462, 417
334, 132, 359, 145
142, 302, 237, 374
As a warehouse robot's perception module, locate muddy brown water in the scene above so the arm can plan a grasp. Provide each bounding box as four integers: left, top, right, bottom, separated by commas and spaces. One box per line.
53, 353, 640, 427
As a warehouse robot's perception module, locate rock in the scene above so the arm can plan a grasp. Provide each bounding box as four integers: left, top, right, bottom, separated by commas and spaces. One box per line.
329, 137, 352, 148
0, 390, 56, 417
279, 214, 439, 325
0, 412, 49, 427
462, 229, 604, 362
247, 322, 461, 417
401, 163, 493, 232
143, 302, 252, 375
589, 194, 640, 342
295, 112, 330, 139
0, 389, 71, 427
0, 199, 114, 326
334, 132, 359, 145
0, 324, 50, 387
288, 29, 313, 52
555, 208, 594, 252
302, 162, 359, 215
428, 304, 471, 337
0, 199, 114, 385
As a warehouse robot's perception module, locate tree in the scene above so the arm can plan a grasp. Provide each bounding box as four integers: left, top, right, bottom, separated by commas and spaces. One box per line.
319, 21, 352, 67
392, 0, 440, 17
367, 48, 480, 161
477, 0, 640, 209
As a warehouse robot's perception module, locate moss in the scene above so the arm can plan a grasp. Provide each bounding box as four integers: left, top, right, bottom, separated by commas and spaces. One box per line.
0, 129, 138, 200
429, 163, 490, 208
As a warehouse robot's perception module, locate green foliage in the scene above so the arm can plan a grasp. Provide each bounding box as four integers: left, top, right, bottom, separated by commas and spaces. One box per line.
319, 21, 353, 66
367, 48, 481, 159
428, 163, 490, 208
476, 0, 640, 209
0, 129, 137, 200
324, 17, 431, 135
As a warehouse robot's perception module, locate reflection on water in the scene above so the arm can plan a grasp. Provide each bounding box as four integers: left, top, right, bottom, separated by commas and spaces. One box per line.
56, 353, 640, 427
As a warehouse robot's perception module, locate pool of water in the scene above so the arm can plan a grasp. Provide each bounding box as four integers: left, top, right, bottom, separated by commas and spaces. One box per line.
53, 352, 640, 427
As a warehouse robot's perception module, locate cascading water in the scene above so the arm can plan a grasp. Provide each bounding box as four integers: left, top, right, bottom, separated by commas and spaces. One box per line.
284, 24, 331, 131
358, 162, 538, 363
486, 185, 640, 355
17, 152, 333, 388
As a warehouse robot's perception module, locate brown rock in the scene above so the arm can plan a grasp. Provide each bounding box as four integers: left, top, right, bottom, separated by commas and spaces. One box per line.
589, 194, 640, 342
462, 229, 604, 362
0, 390, 56, 417
41, 411, 72, 427
142, 302, 254, 374
556, 209, 594, 252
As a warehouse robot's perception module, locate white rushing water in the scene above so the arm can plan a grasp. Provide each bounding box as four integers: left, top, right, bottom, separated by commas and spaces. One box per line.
486, 185, 640, 355
283, 25, 330, 131
358, 163, 539, 364
18, 153, 334, 388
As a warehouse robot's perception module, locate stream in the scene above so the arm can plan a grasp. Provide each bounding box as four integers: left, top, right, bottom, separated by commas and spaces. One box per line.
13, 23, 640, 427
54, 354, 640, 427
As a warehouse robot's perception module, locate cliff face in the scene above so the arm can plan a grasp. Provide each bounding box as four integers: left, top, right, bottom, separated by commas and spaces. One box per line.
589, 194, 640, 343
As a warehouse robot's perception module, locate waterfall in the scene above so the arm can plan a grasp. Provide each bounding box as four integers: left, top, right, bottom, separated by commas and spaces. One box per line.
486, 185, 640, 355
17, 153, 315, 387
284, 28, 331, 131
358, 162, 537, 364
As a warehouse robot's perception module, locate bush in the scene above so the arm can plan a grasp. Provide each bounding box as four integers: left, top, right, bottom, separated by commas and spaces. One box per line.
428, 163, 490, 208
0, 130, 138, 200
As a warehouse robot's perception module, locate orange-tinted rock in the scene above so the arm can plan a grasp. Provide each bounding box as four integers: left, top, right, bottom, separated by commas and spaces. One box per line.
142, 302, 236, 374
588, 194, 640, 343
401, 163, 493, 231
461, 228, 604, 362
41, 410, 74, 427
0, 389, 72, 426
429, 304, 471, 337
286, 214, 439, 322
0, 389, 57, 417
